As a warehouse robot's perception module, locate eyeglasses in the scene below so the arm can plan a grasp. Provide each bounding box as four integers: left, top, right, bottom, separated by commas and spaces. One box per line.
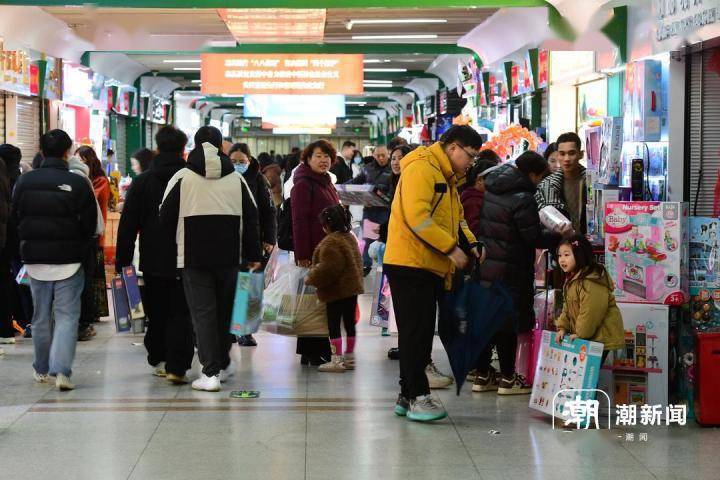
455, 143, 481, 162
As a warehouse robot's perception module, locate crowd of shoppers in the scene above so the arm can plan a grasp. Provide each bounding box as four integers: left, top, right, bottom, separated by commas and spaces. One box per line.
0, 123, 598, 421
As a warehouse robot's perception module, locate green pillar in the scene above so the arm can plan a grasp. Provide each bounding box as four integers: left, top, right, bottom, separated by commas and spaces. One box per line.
531, 91, 542, 129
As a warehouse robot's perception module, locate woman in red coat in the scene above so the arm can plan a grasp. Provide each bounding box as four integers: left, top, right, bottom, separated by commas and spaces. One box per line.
290, 140, 340, 365
460, 152, 501, 237
76, 146, 110, 339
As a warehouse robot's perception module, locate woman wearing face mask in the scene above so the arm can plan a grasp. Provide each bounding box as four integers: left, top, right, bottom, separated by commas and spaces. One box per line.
229, 143, 277, 347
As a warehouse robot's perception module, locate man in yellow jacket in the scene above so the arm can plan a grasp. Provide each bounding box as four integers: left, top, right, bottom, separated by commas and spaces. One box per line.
384, 125, 485, 422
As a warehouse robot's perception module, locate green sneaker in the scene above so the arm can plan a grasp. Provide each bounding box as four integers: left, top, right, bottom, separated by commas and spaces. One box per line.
394, 394, 410, 416
407, 395, 448, 422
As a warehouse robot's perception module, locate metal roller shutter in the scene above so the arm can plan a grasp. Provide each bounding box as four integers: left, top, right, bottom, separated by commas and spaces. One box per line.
688, 47, 720, 216
540, 89, 548, 129
0, 94, 5, 144
16, 96, 40, 157
116, 116, 127, 176
145, 121, 152, 150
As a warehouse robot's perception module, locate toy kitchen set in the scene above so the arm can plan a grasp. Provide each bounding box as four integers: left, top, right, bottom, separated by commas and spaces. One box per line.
604, 201, 688, 306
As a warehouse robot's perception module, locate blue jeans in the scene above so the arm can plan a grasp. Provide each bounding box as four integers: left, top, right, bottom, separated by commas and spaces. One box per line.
30, 268, 84, 377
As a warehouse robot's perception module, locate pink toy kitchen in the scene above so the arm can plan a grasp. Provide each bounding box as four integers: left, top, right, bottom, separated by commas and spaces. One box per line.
604, 201, 689, 306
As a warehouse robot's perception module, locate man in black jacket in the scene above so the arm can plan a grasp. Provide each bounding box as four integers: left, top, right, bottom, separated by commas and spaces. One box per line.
346, 144, 392, 273
11, 130, 97, 391
330, 140, 355, 184
116, 126, 194, 384
160, 126, 262, 392
475, 151, 549, 396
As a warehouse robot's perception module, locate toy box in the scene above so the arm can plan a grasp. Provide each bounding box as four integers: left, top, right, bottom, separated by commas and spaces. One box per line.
605, 202, 688, 306
596, 304, 669, 408
586, 176, 619, 243
530, 331, 604, 422
598, 117, 623, 186
624, 60, 665, 143
688, 217, 720, 331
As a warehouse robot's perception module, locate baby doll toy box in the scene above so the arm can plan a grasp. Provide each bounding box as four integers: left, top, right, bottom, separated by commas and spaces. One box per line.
604, 202, 688, 306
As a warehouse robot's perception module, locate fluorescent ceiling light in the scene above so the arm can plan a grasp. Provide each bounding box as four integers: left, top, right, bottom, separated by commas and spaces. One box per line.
363, 81, 393, 85
163, 59, 201, 64
236, 103, 244, 107
350, 18, 447, 25
363, 68, 407, 73
363, 84, 393, 88
174, 67, 201, 71
219, 8, 326, 43
346, 101, 367, 105
352, 34, 438, 40
208, 40, 238, 48
191, 79, 202, 84
363, 59, 392, 64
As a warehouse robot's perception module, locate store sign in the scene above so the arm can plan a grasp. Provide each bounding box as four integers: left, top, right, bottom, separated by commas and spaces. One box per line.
511, 65, 520, 97
201, 54, 364, 95
538, 49, 549, 89
63, 64, 94, 107
147, 96, 168, 124
0, 50, 36, 96
524, 53, 534, 93
655, 0, 720, 41
44, 57, 62, 101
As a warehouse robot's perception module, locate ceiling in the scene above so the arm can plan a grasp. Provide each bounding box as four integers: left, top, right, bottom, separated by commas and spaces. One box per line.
42, 6, 493, 101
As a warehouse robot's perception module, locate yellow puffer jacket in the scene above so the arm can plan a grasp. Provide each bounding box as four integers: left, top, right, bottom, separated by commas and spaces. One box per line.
555, 267, 625, 351
384, 142, 476, 289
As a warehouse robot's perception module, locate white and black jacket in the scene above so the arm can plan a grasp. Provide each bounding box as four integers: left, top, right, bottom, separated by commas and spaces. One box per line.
159, 142, 262, 269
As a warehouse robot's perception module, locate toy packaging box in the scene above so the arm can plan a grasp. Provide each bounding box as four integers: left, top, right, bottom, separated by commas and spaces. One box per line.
689, 217, 720, 332
605, 202, 689, 306
598, 116, 623, 186
597, 304, 669, 408
623, 60, 666, 143
530, 331, 604, 419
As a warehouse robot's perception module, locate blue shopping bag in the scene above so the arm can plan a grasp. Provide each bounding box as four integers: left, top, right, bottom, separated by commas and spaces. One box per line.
230, 271, 265, 336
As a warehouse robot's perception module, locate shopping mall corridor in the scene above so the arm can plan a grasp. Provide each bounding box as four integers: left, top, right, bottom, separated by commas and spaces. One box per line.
0, 293, 718, 480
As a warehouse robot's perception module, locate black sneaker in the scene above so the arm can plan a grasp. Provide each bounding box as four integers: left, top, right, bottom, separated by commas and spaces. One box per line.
77, 325, 95, 342
394, 394, 410, 416
387, 347, 400, 360
23, 324, 32, 339
497, 373, 532, 395
363, 266, 372, 277
238, 334, 257, 347
472, 366, 499, 392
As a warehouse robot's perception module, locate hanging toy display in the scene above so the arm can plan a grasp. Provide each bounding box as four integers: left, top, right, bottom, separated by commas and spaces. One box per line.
480, 124, 541, 162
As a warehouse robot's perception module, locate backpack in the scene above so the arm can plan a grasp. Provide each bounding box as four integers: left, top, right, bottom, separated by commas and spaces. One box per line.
277, 180, 314, 251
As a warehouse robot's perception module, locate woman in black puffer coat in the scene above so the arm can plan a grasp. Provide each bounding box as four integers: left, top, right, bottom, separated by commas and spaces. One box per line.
474, 151, 552, 394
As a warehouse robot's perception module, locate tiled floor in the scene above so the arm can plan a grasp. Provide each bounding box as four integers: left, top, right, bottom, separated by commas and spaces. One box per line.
1, 293, 718, 480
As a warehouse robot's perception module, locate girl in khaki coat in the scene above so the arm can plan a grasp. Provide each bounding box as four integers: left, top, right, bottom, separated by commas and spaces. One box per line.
305, 205, 364, 373
555, 235, 625, 365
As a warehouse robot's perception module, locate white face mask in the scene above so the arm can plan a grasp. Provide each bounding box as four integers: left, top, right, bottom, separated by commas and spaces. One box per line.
353, 156, 363, 164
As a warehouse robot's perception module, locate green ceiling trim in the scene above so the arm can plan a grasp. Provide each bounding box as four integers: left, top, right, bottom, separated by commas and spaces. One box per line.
1, 0, 546, 7
201, 96, 244, 103
91, 43, 474, 55
601, 6, 628, 64
546, 3, 576, 42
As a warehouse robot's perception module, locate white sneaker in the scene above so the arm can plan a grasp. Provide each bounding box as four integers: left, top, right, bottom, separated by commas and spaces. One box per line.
0, 337, 16, 344
55, 374, 75, 391
219, 360, 236, 383
318, 355, 346, 373
33, 370, 49, 383
426, 362, 454, 389
192, 374, 221, 392
343, 353, 356, 370
152, 362, 167, 377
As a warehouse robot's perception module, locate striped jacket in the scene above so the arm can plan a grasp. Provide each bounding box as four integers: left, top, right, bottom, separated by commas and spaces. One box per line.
534, 166, 587, 234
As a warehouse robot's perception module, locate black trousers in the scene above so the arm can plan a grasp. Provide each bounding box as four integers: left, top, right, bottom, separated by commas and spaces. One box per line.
182, 266, 238, 377
79, 240, 98, 327
386, 266, 444, 400
477, 318, 518, 378
0, 247, 15, 338
143, 274, 194, 376
327, 296, 357, 339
